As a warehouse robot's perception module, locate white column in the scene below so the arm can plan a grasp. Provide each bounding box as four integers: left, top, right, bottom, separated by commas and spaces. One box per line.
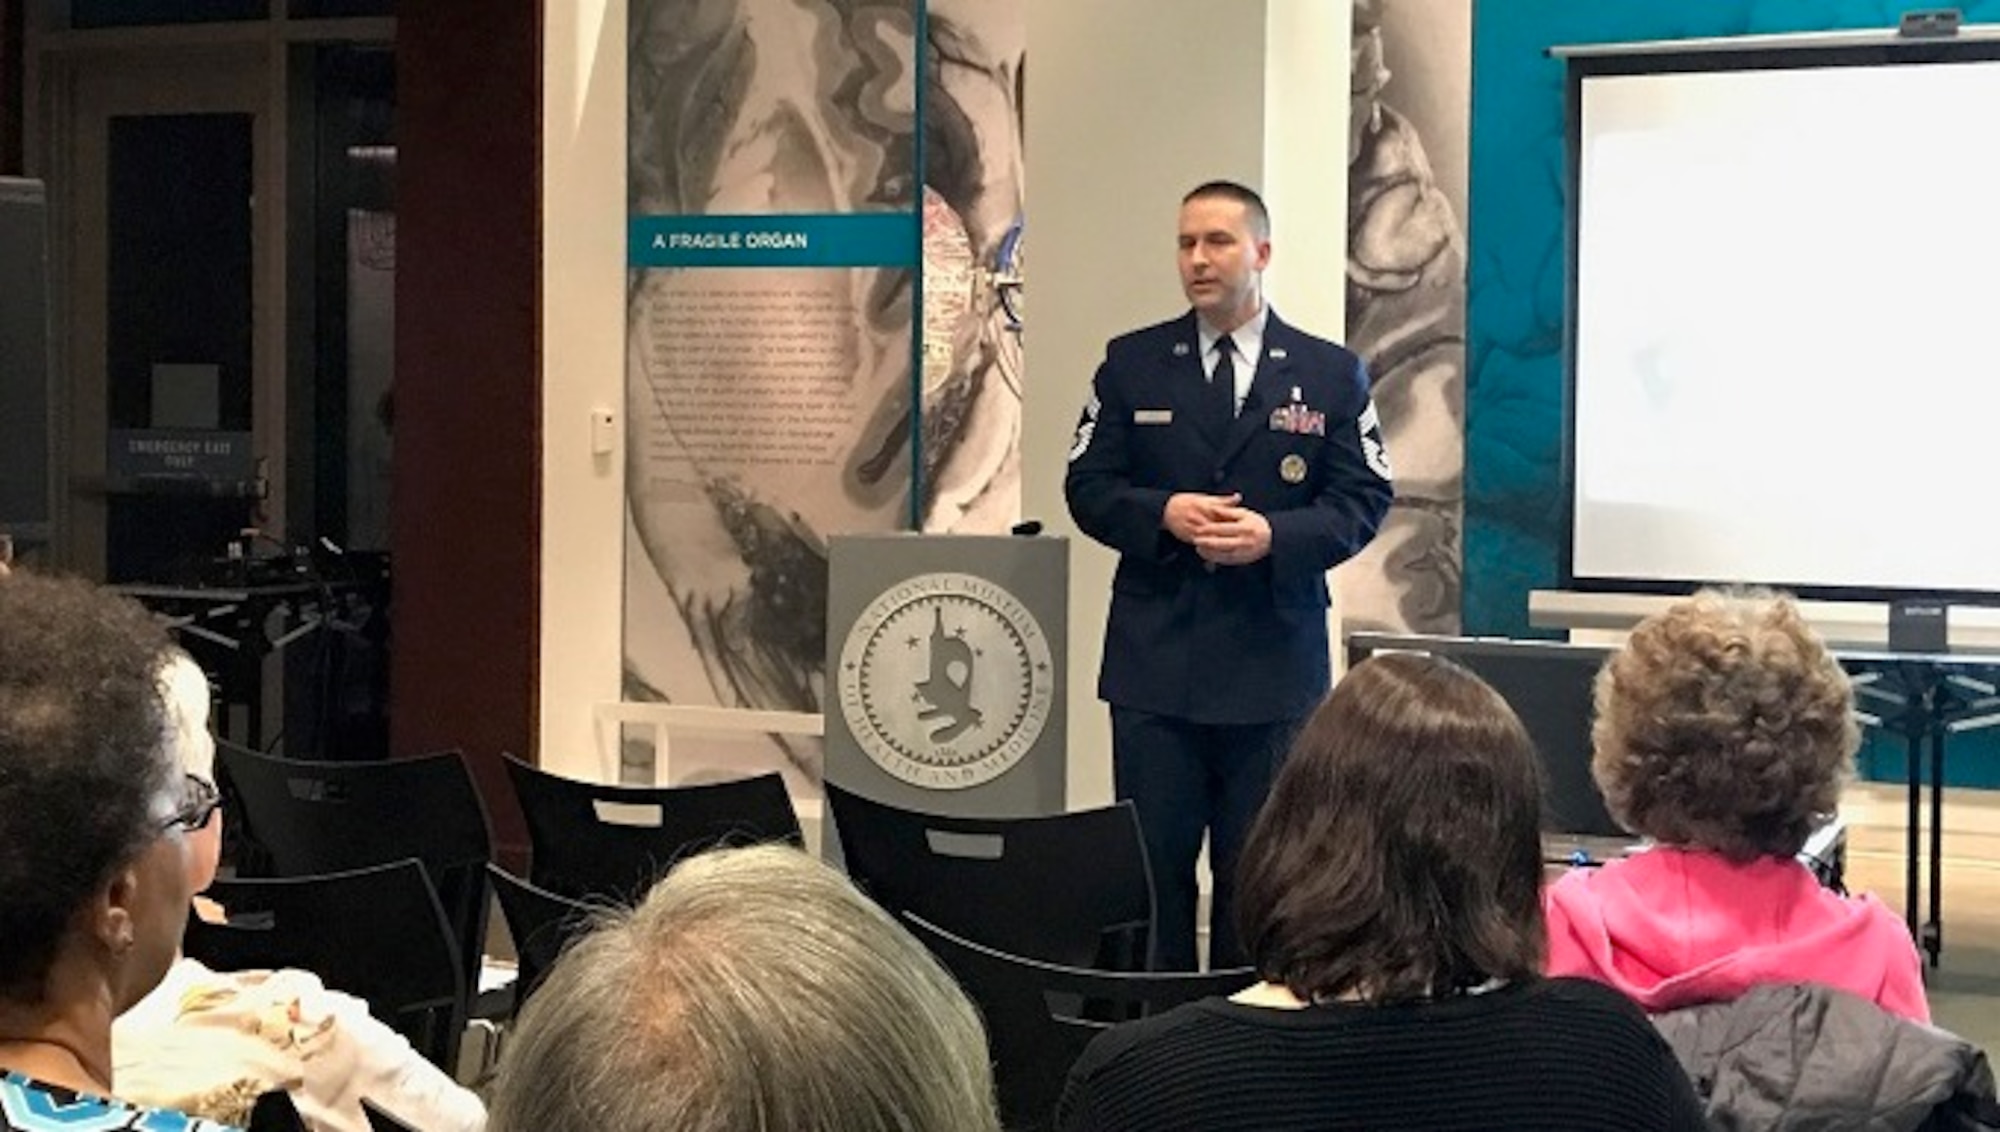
539, 0, 628, 779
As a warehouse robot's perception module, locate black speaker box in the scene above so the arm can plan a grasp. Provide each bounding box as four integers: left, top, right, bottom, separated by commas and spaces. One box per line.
0, 178, 53, 553
1888, 600, 1949, 654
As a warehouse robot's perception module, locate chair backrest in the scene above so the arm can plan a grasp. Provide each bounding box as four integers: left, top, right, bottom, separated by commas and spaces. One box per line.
247, 1090, 308, 1132
502, 754, 802, 901
362, 1099, 419, 1132
826, 782, 1156, 970
486, 862, 598, 1010
186, 859, 466, 1070
905, 914, 1254, 1132
215, 741, 493, 1020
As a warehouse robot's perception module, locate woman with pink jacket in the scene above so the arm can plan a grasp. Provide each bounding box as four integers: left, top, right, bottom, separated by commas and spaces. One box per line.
1544, 591, 1928, 1023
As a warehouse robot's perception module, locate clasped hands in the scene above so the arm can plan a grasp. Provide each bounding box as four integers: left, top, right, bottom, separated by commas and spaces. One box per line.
1164, 492, 1271, 566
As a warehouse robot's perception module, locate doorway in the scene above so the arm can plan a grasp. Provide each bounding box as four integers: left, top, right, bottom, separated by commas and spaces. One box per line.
29, 13, 397, 756
59, 51, 273, 582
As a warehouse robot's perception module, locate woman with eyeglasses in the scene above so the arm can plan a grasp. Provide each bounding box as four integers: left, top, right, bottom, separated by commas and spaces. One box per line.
0, 574, 228, 1128
110, 649, 486, 1132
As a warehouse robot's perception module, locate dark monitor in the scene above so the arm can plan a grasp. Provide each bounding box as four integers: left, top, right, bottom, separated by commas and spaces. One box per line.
1345, 633, 1625, 838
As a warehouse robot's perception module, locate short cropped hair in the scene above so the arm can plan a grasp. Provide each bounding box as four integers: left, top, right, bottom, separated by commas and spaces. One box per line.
1234, 653, 1545, 1004
1592, 590, 1856, 860
1183, 179, 1271, 240
489, 844, 1000, 1132
0, 574, 176, 1001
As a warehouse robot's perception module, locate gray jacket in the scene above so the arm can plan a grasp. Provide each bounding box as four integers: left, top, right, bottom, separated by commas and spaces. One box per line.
1653, 983, 2000, 1132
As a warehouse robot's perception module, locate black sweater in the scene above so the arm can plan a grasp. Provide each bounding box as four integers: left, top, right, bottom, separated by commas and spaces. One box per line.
1056, 976, 1705, 1131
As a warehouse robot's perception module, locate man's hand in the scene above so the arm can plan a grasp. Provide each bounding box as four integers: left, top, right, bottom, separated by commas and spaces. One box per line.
1194, 504, 1273, 566
1163, 493, 1273, 566
1163, 492, 1243, 544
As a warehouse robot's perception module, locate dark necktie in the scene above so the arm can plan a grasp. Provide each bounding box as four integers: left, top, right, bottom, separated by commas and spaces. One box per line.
1211, 334, 1237, 436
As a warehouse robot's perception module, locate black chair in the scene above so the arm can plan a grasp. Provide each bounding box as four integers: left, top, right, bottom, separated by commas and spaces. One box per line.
362, 1099, 419, 1132
825, 782, 1156, 970
215, 739, 494, 1060
486, 862, 598, 1010
906, 914, 1254, 1132
247, 1090, 307, 1132
502, 753, 801, 901
186, 860, 465, 1071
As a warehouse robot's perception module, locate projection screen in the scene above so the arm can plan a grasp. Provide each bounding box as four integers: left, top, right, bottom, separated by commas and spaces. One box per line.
1565, 38, 2000, 602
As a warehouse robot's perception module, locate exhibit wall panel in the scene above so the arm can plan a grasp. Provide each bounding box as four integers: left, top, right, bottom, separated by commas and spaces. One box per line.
1336, 0, 1471, 637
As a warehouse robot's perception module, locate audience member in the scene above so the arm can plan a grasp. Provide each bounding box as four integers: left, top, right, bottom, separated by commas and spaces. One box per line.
488, 843, 1000, 1132
112, 649, 486, 1132
0, 574, 226, 1127
1056, 653, 1704, 1131
1545, 590, 1927, 1022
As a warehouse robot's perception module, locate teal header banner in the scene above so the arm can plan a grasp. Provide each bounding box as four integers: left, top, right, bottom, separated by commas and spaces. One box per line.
629, 213, 918, 268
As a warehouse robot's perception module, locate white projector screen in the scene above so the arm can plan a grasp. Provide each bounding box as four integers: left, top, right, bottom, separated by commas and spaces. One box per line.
1568, 47, 2000, 601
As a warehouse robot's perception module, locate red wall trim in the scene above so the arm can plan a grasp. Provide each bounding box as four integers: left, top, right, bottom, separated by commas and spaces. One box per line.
391, 0, 542, 860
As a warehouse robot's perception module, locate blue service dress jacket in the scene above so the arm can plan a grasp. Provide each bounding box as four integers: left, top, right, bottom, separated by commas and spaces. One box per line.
1065, 311, 1393, 726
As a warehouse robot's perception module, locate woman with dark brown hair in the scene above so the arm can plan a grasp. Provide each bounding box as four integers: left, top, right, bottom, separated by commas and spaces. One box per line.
1055, 653, 1702, 1131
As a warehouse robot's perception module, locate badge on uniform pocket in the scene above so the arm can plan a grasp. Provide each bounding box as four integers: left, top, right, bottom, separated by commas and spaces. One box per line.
1280, 454, 1308, 484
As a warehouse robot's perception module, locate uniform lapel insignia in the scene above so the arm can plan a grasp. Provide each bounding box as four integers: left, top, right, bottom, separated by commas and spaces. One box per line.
1268, 347, 1288, 361
1172, 341, 1190, 357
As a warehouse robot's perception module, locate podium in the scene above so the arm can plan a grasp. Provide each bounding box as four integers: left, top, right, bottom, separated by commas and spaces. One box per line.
824, 533, 1067, 817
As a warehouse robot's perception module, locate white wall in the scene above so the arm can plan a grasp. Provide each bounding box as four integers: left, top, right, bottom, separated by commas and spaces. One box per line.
1263, 2, 1353, 340
540, 0, 627, 781
541, 0, 1352, 792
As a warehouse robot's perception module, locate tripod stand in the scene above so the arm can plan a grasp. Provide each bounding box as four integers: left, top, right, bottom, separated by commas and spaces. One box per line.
1847, 652, 2000, 967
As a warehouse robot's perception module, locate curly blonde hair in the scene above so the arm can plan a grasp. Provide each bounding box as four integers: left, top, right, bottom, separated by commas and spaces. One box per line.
1591, 591, 1857, 860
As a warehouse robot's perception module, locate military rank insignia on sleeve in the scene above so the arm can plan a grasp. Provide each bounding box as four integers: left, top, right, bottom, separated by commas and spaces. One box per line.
1358, 400, 1392, 481
1068, 393, 1100, 463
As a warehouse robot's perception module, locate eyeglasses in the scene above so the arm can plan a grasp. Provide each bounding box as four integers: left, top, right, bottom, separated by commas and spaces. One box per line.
161, 773, 222, 833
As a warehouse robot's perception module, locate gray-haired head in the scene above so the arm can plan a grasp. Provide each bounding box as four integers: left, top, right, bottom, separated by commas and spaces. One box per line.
488, 843, 1000, 1132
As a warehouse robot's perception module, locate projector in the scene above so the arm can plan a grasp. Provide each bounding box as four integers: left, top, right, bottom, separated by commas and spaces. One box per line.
1898, 8, 1962, 37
